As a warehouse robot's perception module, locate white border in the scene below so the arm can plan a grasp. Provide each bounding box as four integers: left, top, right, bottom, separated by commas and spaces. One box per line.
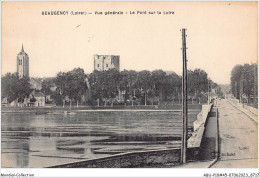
0, 0, 259, 177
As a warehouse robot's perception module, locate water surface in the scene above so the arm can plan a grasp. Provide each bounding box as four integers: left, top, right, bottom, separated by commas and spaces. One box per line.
1, 110, 199, 168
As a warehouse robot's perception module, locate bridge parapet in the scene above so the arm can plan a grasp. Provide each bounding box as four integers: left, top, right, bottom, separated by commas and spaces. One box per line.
193, 104, 213, 131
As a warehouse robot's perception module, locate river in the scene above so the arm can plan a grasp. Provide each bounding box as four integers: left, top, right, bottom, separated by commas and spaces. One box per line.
1, 110, 200, 168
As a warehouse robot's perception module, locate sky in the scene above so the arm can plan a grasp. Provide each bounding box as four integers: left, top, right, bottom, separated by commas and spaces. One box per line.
2, 1, 258, 84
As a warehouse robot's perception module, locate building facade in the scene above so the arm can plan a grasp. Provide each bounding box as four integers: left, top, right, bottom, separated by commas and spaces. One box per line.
17, 45, 29, 78
26, 91, 45, 107
94, 54, 120, 71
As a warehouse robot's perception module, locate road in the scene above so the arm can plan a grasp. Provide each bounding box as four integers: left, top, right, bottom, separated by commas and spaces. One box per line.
212, 99, 258, 168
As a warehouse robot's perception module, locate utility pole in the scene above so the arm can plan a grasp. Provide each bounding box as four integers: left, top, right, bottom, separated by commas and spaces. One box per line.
235, 81, 237, 99
181, 28, 188, 164
239, 72, 244, 103
239, 80, 243, 103
253, 64, 257, 106
208, 79, 210, 104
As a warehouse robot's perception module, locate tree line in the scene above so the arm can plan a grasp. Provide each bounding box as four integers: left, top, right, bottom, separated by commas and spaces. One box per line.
230, 63, 258, 104
2, 67, 223, 106
88, 68, 215, 106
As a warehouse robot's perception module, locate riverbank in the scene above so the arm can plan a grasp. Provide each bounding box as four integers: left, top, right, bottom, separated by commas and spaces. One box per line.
1, 104, 202, 114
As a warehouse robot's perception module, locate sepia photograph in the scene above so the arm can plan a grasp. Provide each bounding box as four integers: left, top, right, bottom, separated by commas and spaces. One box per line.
1, 1, 258, 177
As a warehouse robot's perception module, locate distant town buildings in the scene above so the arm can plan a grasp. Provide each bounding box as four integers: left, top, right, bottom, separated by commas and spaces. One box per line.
29, 91, 45, 107
94, 54, 120, 71
17, 45, 29, 78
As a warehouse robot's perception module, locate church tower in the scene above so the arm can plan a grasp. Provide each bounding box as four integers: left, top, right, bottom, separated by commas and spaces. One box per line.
17, 44, 29, 78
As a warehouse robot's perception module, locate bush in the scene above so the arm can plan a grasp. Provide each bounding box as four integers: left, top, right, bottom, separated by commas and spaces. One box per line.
30, 98, 36, 102
18, 98, 24, 103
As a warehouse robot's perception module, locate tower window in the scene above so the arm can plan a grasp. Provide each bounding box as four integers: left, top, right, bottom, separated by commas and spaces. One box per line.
97, 64, 100, 67
106, 64, 108, 67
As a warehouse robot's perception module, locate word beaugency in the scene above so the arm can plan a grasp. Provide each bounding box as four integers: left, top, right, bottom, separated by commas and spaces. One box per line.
42, 11, 69, 15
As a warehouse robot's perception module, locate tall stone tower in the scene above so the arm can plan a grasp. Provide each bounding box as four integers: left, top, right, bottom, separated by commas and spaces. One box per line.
94, 54, 120, 71
17, 44, 29, 78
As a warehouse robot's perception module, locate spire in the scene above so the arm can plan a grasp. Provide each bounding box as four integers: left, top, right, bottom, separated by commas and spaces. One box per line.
21, 44, 24, 52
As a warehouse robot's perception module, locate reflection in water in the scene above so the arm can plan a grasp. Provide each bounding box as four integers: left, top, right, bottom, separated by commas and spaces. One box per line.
16, 141, 30, 168
1, 110, 200, 168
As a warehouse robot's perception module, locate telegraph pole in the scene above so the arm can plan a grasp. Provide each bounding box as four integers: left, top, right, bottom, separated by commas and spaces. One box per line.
239, 80, 243, 103
208, 79, 210, 104
253, 64, 257, 106
181, 28, 188, 164
208, 79, 211, 104
234, 81, 237, 99
239, 72, 244, 103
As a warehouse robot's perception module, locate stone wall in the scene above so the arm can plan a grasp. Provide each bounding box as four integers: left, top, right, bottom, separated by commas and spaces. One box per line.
193, 104, 213, 131
48, 147, 200, 168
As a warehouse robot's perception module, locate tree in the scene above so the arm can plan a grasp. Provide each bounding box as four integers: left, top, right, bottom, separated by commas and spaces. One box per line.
17, 76, 31, 104
119, 70, 138, 105
230, 65, 243, 99
151, 70, 166, 104
188, 69, 208, 104
55, 68, 87, 108
42, 80, 53, 96
42, 79, 54, 103
242, 64, 254, 103
2, 73, 17, 102
163, 73, 182, 102
119, 70, 130, 104
88, 70, 103, 106
230, 63, 257, 103
102, 69, 121, 106
135, 70, 153, 105
66, 68, 87, 108
1, 73, 31, 105
251, 64, 258, 105
55, 72, 67, 107
88, 69, 121, 106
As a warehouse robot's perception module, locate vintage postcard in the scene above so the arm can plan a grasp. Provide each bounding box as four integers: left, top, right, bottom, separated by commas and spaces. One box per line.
1, 1, 258, 177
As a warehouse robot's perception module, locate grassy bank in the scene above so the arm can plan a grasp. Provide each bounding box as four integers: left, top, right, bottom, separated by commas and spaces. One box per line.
1, 104, 202, 114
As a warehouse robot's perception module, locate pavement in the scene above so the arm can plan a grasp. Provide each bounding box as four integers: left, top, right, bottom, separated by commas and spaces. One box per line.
227, 100, 258, 123
174, 160, 213, 168
212, 99, 258, 168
